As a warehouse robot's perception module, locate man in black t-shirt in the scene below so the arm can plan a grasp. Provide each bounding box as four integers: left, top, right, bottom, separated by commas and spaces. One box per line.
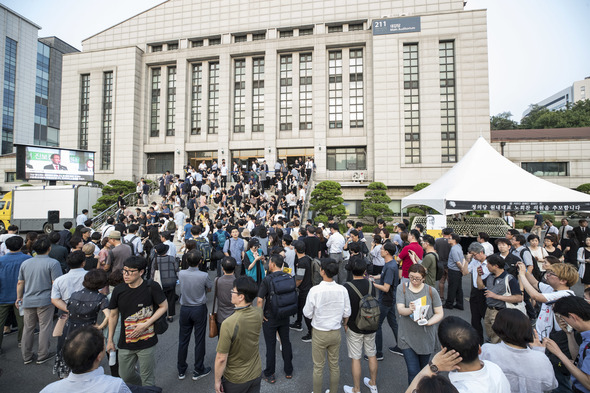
343, 256, 379, 393
303, 226, 321, 259
107, 256, 167, 387
290, 241, 313, 341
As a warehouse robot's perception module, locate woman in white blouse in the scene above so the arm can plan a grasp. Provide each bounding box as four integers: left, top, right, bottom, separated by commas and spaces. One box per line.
528, 234, 548, 272
480, 308, 557, 393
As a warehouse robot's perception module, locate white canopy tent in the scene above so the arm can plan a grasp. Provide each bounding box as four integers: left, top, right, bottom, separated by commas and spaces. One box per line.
401, 136, 590, 216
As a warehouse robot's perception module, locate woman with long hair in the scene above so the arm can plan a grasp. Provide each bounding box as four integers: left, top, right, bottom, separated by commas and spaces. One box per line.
543, 234, 563, 261
561, 230, 580, 267
578, 236, 590, 288
396, 264, 444, 385
316, 227, 328, 258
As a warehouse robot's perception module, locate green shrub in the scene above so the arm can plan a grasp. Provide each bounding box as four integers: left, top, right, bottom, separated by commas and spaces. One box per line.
309, 181, 347, 223
359, 182, 394, 224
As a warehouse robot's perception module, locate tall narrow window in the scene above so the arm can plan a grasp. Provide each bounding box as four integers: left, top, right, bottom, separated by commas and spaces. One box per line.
299, 53, 312, 130
166, 66, 176, 136
328, 51, 343, 129
279, 55, 293, 131
35, 42, 52, 146
101, 71, 113, 170
208, 62, 219, 134
2, 38, 17, 155
403, 44, 420, 164
79, 74, 90, 150
233, 59, 246, 133
252, 57, 265, 132
191, 64, 202, 135
150, 68, 161, 137
349, 49, 364, 128
440, 41, 457, 163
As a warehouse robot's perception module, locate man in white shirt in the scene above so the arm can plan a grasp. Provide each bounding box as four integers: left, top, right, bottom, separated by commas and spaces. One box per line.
303, 258, 351, 393
123, 224, 143, 256
174, 208, 187, 241
503, 212, 515, 229
440, 316, 510, 393
0, 224, 19, 256
476, 232, 494, 257
464, 242, 491, 345
161, 231, 177, 258
76, 209, 89, 227
40, 326, 131, 393
326, 223, 346, 283
558, 218, 573, 241
545, 219, 559, 236
220, 160, 228, 189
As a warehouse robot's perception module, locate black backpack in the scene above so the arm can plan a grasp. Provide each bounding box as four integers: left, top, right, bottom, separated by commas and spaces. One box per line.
122, 235, 138, 256
269, 272, 298, 319
427, 252, 443, 281
345, 281, 380, 332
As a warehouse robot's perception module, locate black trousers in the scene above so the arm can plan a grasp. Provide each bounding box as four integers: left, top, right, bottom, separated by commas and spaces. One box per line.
444, 270, 463, 308
163, 286, 176, 317
222, 376, 261, 393
295, 289, 312, 334
469, 287, 487, 344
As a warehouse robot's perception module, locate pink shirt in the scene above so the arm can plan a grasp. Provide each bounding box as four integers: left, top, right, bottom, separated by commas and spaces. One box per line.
398, 242, 424, 278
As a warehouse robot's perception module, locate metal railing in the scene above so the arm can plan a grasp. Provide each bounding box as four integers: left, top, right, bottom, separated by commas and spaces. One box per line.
92, 182, 157, 230
300, 169, 316, 222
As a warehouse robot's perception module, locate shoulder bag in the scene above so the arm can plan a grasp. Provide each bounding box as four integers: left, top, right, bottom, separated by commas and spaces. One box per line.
504, 275, 527, 315
146, 280, 168, 335
209, 278, 219, 338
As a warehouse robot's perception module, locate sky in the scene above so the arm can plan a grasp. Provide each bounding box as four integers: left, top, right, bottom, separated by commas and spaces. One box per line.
3, 0, 589, 122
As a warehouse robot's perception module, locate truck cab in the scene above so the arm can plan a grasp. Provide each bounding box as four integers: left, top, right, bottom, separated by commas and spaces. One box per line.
0, 192, 12, 231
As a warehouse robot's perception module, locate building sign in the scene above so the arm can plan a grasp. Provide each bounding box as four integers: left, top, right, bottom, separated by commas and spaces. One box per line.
446, 200, 590, 211
372, 16, 421, 35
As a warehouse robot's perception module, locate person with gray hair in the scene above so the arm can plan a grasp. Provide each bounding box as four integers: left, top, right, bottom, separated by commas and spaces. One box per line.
463, 242, 491, 344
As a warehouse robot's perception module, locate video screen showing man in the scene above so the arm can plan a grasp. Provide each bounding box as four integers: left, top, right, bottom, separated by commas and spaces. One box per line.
80, 158, 94, 172
43, 154, 68, 171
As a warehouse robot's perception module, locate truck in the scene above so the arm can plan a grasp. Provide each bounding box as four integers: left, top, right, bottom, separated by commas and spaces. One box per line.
0, 185, 102, 233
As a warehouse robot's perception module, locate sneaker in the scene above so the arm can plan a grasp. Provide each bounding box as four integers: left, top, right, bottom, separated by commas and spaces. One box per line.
36, 352, 55, 364
388, 346, 404, 356
192, 366, 211, 381
178, 373, 186, 380
364, 353, 383, 361
24, 358, 34, 365
301, 333, 312, 343
343, 385, 355, 393
364, 377, 378, 393
289, 323, 303, 332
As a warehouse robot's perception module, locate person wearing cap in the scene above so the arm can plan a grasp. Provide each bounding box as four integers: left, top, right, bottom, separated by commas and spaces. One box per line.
105, 231, 132, 272
151, 243, 178, 322
83, 243, 98, 270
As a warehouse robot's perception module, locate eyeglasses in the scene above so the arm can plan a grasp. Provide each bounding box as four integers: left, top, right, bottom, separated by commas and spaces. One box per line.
122, 269, 139, 275
545, 271, 557, 278
409, 276, 424, 282
230, 290, 240, 295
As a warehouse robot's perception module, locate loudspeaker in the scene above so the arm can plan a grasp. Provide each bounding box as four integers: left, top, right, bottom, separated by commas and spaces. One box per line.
48, 210, 60, 224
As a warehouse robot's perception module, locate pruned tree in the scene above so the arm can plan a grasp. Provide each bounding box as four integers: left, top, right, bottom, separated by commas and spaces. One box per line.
309, 180, 347, 224
359, 182, 394, 224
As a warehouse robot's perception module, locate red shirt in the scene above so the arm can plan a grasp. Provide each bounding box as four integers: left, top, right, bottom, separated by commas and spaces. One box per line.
398, 242, 424, 278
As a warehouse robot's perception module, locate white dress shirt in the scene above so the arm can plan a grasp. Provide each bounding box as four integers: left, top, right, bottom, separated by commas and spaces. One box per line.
468, 259, 490, 289
481, 242, 494, 257
303, 280, 351, 331
41, 366, 131, 393
326, 231, 345, 254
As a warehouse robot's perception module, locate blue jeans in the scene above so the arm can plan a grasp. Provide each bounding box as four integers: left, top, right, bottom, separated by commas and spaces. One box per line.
375, 302, 398, 356
402, 348, 431, 385
177, 304, 208, 375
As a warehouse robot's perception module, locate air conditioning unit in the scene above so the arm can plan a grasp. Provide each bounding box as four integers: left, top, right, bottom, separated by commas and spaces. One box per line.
352, 171, 366, 182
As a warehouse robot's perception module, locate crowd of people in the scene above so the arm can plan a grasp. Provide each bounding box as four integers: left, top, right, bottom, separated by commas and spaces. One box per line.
3, 162, 590, 393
